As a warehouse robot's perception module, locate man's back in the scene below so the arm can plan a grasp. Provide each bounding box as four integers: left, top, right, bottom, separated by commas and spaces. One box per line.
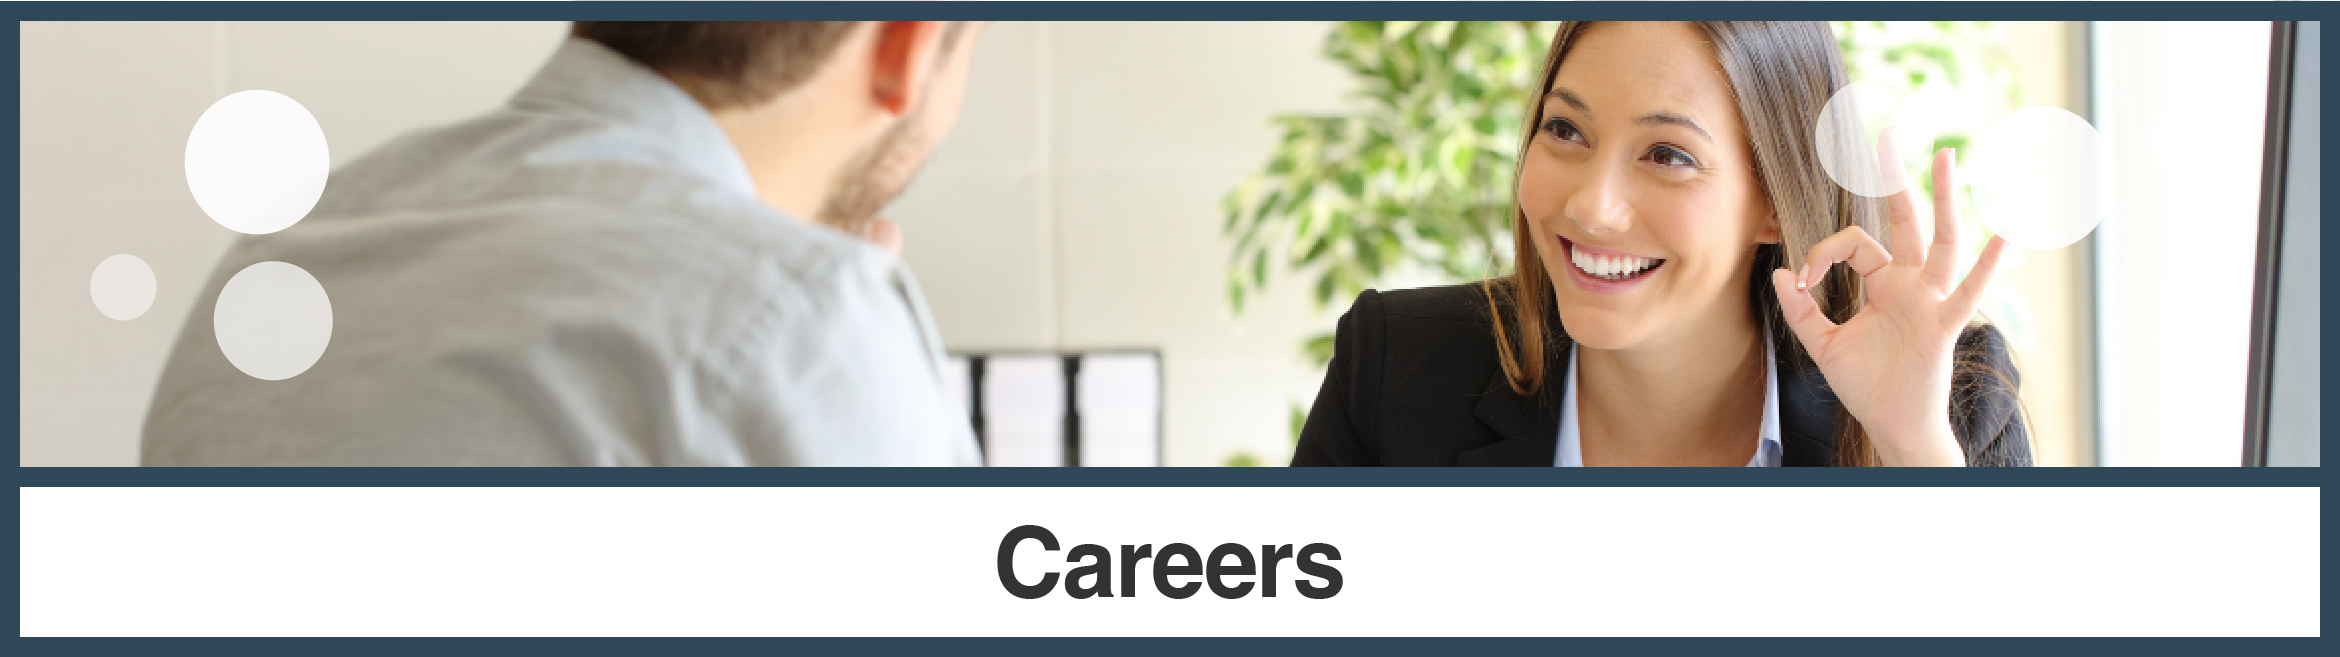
141, 39, 980, 466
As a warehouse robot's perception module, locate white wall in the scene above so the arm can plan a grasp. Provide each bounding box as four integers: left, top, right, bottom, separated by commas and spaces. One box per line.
20, 21, 1351, 466
888, 21, 1353, 466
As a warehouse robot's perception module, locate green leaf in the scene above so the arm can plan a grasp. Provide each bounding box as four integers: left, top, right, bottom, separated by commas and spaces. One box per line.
1301, 231, 1334, 263
1933, 134, 1971, 161
1352, 227, 1382, 275
1304, 332, 1338, 368
1251, 188, 1285, 226
1336, 170, 1366, 201
1282, 183, 1318, 218
1266, 154, 1296, 175
1472, 114, 1502, 138
1440, 136, 1472, 185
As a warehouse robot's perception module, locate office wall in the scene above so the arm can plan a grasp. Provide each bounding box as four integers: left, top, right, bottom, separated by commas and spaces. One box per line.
18, 21, 1350, 466
889, 22, 1352, 466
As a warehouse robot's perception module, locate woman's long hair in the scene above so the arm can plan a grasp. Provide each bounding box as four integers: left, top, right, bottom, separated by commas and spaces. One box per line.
1484, 21, 1974, 466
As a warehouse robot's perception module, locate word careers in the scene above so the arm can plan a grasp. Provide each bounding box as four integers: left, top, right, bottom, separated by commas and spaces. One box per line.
997, 525, 1343, 600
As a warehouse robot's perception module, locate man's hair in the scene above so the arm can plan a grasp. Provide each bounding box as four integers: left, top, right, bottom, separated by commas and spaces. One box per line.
573, 21, 862, 110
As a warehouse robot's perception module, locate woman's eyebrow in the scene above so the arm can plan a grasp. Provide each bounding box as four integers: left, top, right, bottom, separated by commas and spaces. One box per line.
1547, 87, 1593, 117
1549, 87, 1713, 144
1638, 112, 1713, 143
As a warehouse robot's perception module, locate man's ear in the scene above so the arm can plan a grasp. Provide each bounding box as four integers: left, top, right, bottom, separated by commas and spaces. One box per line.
868, 21, 948, 116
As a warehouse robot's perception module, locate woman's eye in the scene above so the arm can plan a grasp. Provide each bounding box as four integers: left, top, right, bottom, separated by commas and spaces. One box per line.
1644, 144, 1699, 168
1542, 117, 1586, 144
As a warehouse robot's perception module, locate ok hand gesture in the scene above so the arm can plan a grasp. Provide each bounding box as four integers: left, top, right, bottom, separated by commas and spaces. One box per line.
1768, 142, 2008, 467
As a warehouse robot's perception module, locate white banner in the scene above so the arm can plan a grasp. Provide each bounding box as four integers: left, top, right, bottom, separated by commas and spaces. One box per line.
18, 487, 2319, 636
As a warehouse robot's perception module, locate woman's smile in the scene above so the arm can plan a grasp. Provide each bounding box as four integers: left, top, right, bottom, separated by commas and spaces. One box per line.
1560, 236, 1666, 294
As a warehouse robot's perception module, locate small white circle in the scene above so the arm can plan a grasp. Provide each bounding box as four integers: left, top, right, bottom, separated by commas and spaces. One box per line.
185, 90, 330, 235
1814, 79, 1940, 198
89, 254, 157, 321
214, 261, 333, 381
1969, 106, 2106, 250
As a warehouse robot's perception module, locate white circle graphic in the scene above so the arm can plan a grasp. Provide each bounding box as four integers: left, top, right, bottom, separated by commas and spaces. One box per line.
214, 261, 334, 381
89, 254, 157, 320
185, 90, 329, 235
1968, 106, 2105, 250
1814, 80, 1941, 198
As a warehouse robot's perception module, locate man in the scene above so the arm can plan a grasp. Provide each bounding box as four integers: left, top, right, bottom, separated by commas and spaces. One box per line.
142, 22, 986, 465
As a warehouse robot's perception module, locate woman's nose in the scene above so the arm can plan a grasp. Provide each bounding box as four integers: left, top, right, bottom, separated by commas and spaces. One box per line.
1563, 160, 1632, 236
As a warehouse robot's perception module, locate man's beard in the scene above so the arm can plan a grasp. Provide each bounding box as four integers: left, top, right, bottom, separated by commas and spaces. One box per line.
816, 102, 932, 231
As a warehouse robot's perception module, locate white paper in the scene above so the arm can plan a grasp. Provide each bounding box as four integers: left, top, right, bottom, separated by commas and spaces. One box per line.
980, 355, 1065, 467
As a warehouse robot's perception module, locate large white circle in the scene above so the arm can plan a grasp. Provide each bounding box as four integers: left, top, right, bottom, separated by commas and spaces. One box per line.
1814, 79, 1940, 198
89, 254, 157, 321
1968, 106, 2105, 250
185, 90, 329, 235
213, 261, 334, 381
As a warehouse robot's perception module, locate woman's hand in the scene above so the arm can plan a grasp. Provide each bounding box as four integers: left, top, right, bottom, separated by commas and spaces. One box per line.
1769, 144, 2007, 467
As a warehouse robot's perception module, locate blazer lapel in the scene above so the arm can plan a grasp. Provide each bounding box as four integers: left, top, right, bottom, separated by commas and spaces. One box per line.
1456, 343, 1564, 466
1775, 355, 1843, 466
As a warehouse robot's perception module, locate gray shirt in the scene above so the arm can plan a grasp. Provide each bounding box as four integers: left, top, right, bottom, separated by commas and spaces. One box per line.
142, 38, 981, 466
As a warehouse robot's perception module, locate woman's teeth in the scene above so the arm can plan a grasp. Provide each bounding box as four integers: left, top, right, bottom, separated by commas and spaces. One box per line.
1570, 247, 1662, 280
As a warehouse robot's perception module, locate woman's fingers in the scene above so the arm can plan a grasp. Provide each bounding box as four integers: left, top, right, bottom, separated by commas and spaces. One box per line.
1924, 148, 1964, 286
1771, 268, 1837, 351
1797, 225, 1892, 290
1945, 235, 2008, 325
1879, 133, 1929, 269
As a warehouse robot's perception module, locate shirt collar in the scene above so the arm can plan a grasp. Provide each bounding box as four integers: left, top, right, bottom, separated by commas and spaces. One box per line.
1754, 328, 1783, 467
505, 37, 761, 199
1556, 331, 1785, 467
1556, 347, 1585, 467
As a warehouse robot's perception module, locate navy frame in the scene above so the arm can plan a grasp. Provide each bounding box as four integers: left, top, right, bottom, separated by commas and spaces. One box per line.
7, 2, 2332, 651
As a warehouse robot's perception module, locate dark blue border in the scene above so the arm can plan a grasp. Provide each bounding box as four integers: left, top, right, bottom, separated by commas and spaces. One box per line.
12, 465, 2325, 487
0, 1, 2334, 21
1, 637, 2331, 654
6, 5, 2331, 648
48, 637, 2340, 656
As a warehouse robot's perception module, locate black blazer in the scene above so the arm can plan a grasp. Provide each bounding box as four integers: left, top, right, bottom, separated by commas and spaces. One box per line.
1290, 284, 2032, 467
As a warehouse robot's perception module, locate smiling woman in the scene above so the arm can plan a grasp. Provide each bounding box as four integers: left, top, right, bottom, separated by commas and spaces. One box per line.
1291, 21, 2031, 467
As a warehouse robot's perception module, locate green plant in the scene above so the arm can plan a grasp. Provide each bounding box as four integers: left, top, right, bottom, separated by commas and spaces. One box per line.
1221, 22, 1556, 338
1835, 22, 2022, 112
1217, 21, 1554, 469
